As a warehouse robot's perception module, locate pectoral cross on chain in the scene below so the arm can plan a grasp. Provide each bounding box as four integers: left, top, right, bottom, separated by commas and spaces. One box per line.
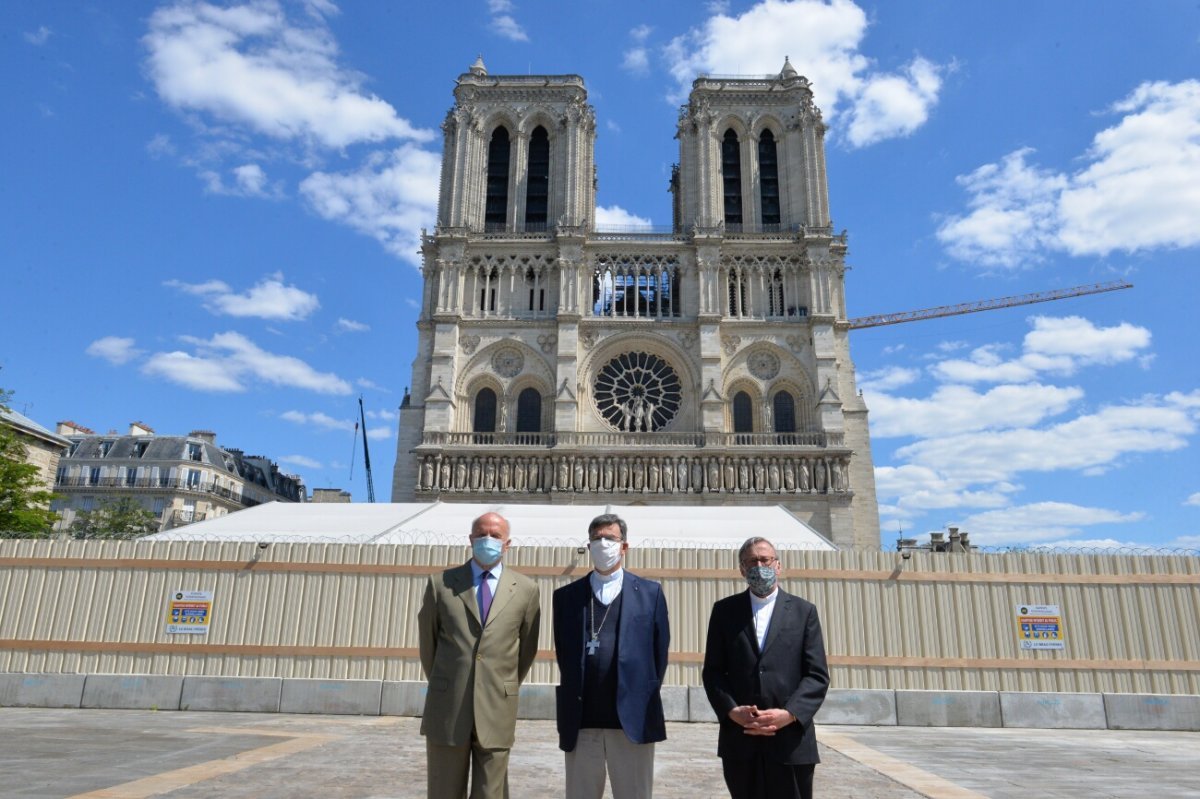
586, 636, 600, 655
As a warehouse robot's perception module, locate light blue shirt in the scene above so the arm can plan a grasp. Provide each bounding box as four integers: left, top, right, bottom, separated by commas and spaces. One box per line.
470, 558, 503, 608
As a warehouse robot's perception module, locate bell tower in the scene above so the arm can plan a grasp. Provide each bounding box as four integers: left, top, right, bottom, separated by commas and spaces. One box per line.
393, 58, 880, 550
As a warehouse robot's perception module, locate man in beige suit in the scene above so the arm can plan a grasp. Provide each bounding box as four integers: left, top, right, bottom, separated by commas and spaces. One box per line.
418, 512, 541, 799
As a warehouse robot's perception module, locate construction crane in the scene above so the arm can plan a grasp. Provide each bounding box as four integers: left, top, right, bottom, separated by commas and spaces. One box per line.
848, 280, 1133, 330
358, 396, 376, 503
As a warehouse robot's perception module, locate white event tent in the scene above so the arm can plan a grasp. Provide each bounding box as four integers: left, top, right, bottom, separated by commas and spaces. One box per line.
147, 501, 835, 551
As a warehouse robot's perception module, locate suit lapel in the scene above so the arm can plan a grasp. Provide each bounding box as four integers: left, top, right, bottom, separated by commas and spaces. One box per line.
736, 591, 760, 656
453, 563, 482, 626
760, 591, 791, 655
483, 567, 518, 628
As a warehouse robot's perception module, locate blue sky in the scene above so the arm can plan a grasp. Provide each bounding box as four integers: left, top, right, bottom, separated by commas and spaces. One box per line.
4, 1, 1198, 550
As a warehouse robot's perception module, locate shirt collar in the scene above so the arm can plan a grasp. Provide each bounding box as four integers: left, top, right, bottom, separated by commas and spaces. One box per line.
748, 587, 778, 610
590, 567, 624, 588
470, 559, 503, 581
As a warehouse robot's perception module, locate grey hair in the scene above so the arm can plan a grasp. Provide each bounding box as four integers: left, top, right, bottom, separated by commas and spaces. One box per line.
737, 536, 775, 565
588, 513, 627, 541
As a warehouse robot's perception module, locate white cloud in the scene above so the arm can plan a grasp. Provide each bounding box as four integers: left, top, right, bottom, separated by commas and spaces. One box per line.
146, 133, 177, 158
844, 56, 942, 148
144, 0, 431, 149
931, 316, 1152, 384
939, 80, 1200, 267
623, 48, 650, 75
1170, 534, 1200, 550
956, 502, 1144, 546
367, 408, 397, 421
301, 143, 439, 266
356, 378, 389, 392
595, 205, 653, 228
166, 273, 319, 320
662, 0, 943, 147
143, 331, 351, 394
487, 0, 528, 42
278, 454, 322, 469
857, 366, 920, 393
86, 336, 143, 366
336, 318, 369, 332
367, 426, 392, 440
867, 383, 1082, 439
1185, 492, 1200, 507
199, 163, 279, 197
281, 409, 353, 432
24, 26, 52, 46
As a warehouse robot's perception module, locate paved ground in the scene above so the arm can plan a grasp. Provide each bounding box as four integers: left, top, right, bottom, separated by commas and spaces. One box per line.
1, 708, 1198, 798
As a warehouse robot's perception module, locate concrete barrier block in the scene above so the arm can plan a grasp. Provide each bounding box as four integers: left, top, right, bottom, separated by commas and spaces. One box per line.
1103, 694, 1200, 731
661, 686, 689, 722
517, 683, 555, 720
816, 689, 897, 726
688, 686, 718, 723
0, 673, 86, 708
279, 679, 382, 716
381, 681, 426, 717
181, 676, 281, 713
1000, 692, 1106, 729
896, 690, 1001, 727
82, 675, 184, 711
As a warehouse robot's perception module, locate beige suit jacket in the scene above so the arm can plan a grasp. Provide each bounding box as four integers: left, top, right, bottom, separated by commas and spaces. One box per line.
418, 561, 541, 749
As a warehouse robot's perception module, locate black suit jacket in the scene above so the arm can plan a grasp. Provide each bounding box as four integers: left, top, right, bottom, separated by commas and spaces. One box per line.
702, 589, 829, 765
553, 571, 670, 751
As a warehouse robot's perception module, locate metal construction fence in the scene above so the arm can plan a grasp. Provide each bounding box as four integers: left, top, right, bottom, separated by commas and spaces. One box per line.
1, 536, 1197, 694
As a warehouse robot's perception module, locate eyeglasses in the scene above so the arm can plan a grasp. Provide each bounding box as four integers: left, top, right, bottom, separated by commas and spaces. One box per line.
741, 556, 777, 568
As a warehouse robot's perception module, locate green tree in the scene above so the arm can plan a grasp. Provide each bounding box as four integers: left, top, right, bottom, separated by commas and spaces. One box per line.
70, 496, 160, 540
0, 389, 59, 537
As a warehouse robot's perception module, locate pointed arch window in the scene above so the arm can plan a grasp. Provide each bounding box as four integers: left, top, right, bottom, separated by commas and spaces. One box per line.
773, 391, 797, 434
759, 130, 780, 228
485, 127, 511, 231
473, 388, 498, 436
768, 269, 786, 317
732, 391, 754, 440
524, 126, 549, 231
722, 129, 743, 227
515, 387, 542, 442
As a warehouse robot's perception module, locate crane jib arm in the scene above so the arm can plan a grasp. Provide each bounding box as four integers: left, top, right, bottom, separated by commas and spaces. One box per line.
848, 281, 1133, 330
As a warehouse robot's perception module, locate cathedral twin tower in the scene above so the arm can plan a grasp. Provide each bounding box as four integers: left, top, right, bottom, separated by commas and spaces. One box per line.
392, 57, 880, 549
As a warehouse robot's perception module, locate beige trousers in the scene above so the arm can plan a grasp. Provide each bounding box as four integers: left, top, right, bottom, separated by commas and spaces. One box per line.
564, 728, 655, 799
427, 737, 510, 799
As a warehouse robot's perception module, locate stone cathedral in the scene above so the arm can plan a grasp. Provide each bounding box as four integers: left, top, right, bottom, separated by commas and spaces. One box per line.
392, 57, 880, 549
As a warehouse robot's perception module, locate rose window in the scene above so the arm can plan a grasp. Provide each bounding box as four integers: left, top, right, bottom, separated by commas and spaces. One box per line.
593, 351, 682, 432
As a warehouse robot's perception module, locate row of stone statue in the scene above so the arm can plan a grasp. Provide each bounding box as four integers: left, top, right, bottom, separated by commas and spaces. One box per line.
416, 452, 850, 494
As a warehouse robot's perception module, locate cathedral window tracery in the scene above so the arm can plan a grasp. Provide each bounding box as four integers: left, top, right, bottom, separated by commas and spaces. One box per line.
485, 127, 511, 230
593, 352, 682, 432
525, 125, 549, 231
758, 129, 781, 228
722, 128, 743, 228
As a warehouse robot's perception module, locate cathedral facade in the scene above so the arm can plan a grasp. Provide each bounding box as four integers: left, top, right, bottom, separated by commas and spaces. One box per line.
392, 58, 880, 549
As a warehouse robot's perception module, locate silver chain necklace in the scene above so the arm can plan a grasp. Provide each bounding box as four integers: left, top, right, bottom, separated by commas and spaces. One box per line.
586, 592, 615, 655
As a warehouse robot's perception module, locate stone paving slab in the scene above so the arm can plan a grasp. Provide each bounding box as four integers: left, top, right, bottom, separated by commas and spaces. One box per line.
1, 708, 1198, 798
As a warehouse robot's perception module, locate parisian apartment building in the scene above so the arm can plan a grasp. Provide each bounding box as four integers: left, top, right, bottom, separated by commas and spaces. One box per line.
52, 421, 305, 533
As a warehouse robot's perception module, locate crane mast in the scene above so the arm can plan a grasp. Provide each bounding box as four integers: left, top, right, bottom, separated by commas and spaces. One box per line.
358, 396, 376, 503
848, 280, 1133, 330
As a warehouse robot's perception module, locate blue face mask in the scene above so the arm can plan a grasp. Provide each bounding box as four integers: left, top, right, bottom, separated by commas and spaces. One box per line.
746, 565, 777, 597
472, 536, 504, 567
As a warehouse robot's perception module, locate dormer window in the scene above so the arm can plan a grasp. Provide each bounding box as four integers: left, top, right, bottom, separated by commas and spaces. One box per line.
98, 440, 113, 457
188, 442, 203, 462
132, 441, 149, 458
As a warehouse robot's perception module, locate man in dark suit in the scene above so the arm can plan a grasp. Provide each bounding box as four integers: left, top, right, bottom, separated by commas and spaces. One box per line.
702, 536, 829, 799
418, 512, 541, 799
553, 513, 670, 798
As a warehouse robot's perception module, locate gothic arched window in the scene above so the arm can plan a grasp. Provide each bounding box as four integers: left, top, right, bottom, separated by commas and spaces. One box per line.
473, 388, 497, 433
722, 129, 743, 227
759, 130, 780, 227
515, 387, 542, 435
773, 391, 797, 434
769, 268, 785, 317
485, 127, 511, 230
732, 391, 754, 435
525, 126, 549, 231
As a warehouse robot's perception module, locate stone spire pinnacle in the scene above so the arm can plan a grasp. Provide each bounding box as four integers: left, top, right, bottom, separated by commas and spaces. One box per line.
469, 55, 487, 76
780, 56, 798, 79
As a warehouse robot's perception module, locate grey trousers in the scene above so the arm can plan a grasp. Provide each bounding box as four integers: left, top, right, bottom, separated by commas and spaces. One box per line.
564, 727, 655, 799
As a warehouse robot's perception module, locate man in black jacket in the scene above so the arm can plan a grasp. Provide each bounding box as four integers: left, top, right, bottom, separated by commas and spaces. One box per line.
702, 536, 829, 799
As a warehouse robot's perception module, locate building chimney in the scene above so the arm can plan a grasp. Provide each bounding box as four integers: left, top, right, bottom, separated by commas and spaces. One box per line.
129, 421, 155, 436
56, 420, 95, 436
189, 430, 217, 444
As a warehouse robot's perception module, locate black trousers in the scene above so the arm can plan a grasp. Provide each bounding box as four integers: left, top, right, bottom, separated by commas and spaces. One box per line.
721, 755, 815, 799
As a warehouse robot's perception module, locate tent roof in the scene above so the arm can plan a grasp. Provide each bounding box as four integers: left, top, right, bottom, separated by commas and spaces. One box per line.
148, 501, 835, 550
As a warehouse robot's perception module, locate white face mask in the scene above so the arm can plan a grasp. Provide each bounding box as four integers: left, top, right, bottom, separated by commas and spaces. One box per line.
589, 538, 624, 572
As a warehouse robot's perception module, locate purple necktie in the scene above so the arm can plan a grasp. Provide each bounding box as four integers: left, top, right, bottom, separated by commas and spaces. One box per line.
479, 571, 493, 622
